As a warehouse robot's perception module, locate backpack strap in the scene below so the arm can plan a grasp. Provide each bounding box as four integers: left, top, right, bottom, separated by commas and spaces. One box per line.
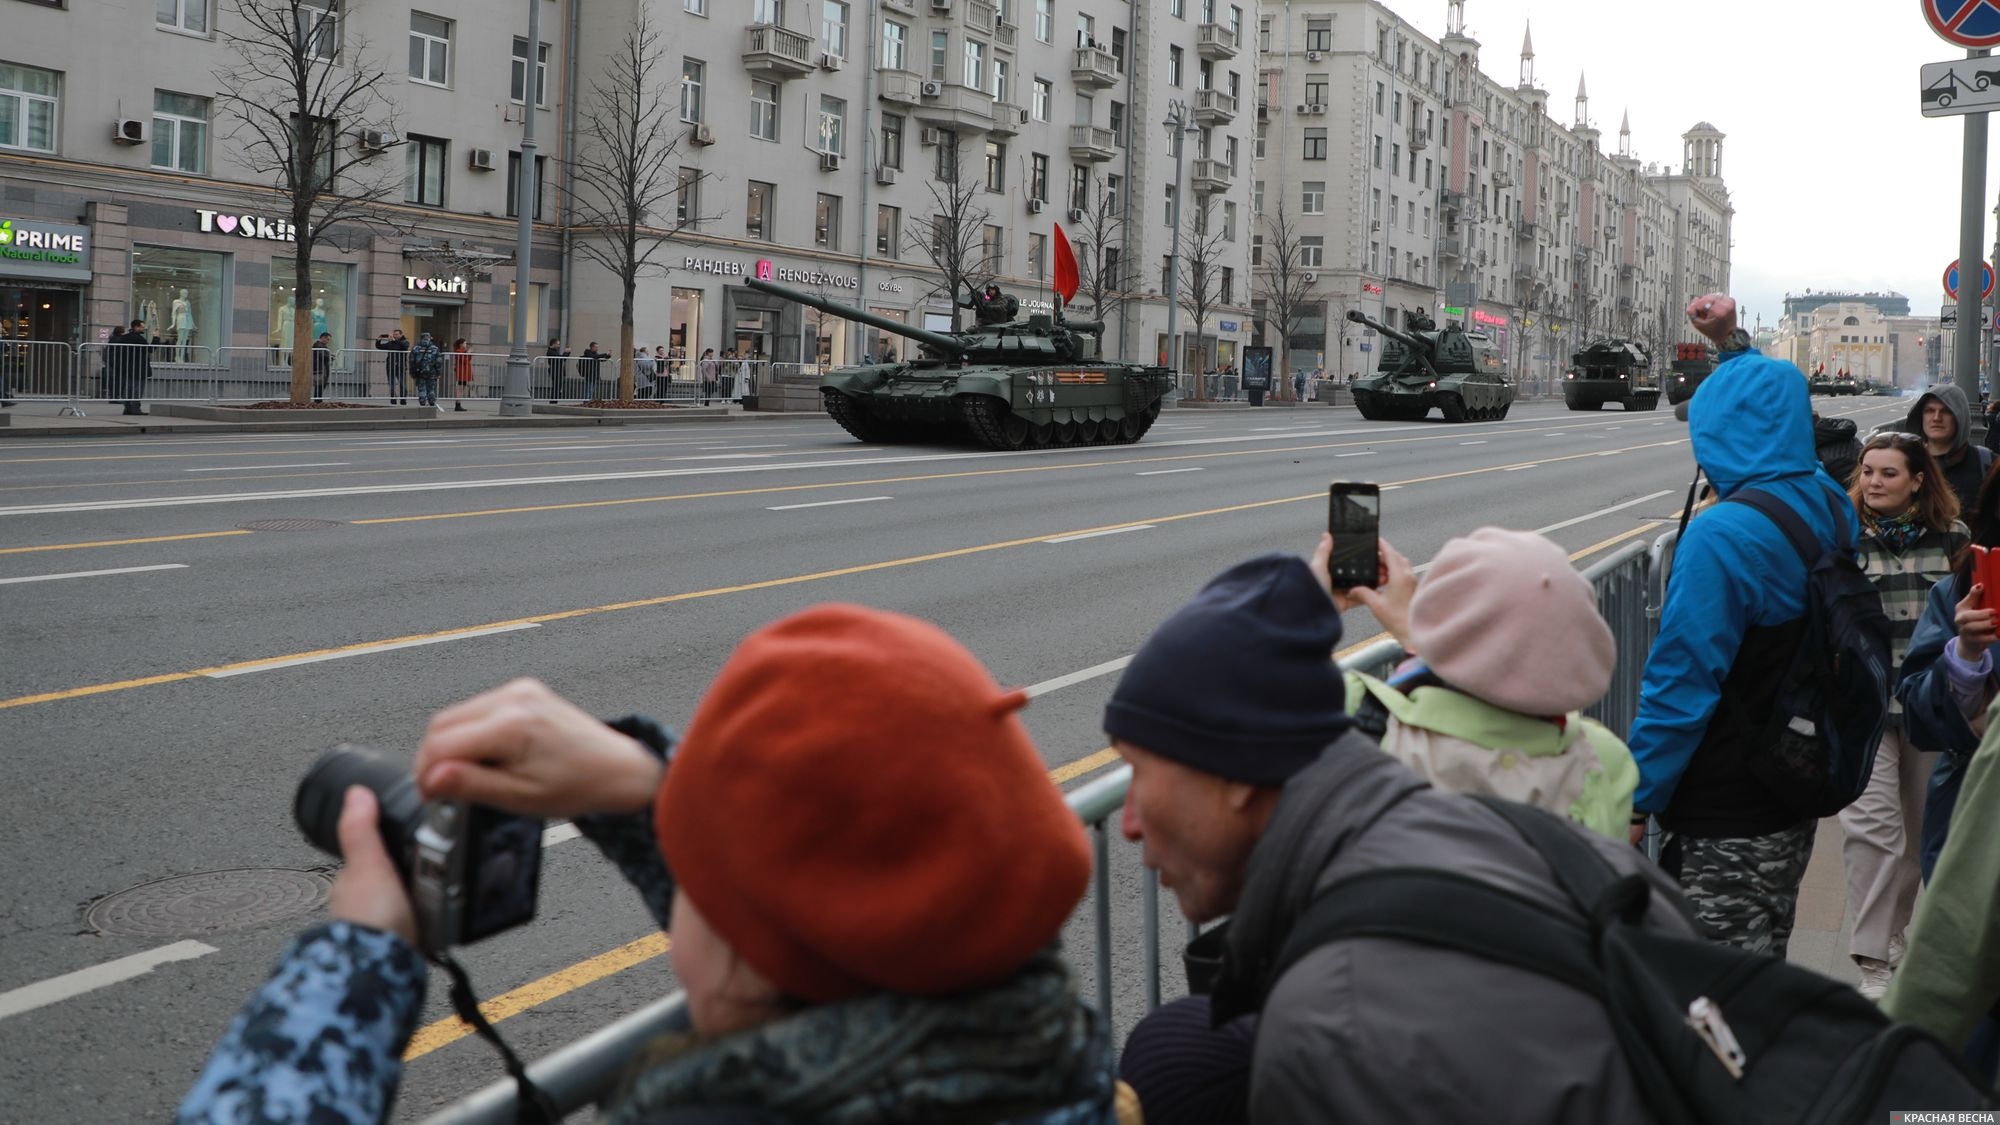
1723, 487, 1829, 566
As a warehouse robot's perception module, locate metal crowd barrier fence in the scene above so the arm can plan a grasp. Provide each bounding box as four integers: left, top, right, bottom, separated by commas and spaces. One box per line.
75, 342, 220, 404
0, 339, 78, 407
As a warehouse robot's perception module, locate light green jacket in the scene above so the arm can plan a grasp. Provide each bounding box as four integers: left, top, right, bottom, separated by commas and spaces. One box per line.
1883, 695, 2000, 1046
1344, 671, 1637, 840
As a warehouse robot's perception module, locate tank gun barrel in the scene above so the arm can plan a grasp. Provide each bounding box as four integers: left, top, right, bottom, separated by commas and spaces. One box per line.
1344, 309, 1430, 354
744, 276, 966, 358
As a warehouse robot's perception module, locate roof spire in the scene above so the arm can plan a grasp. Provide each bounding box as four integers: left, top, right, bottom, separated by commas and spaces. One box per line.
1518, 21, 1536, 88
1574, 72, 1589, 128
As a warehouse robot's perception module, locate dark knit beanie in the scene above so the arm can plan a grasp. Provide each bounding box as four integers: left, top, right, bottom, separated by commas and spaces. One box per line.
1119, 995, 1255, 1125
1104, 554, 1350, 784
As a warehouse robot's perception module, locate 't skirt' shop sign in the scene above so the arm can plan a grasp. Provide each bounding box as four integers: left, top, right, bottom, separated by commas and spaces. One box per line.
194, 208, 301, 242
0, 217, 91, 281
404, 275, 469, 295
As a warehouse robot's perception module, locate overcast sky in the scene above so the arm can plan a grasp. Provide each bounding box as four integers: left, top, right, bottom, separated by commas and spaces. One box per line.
1398, 0, 1988, 327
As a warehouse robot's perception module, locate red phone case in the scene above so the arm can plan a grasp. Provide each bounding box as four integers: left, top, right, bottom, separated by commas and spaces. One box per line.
1976, 544, 2000, 607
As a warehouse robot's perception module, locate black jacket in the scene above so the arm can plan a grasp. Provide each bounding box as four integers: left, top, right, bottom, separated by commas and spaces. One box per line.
1813, 414, 1860, 487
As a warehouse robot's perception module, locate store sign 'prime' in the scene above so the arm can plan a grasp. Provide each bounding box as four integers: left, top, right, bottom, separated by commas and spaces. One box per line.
194, 208, 300, 242
0, 217, 92, 280
405, 275, 469, 295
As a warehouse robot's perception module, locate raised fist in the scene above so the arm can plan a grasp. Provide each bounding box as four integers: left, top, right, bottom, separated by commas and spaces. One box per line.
1685, 293, 1737, 346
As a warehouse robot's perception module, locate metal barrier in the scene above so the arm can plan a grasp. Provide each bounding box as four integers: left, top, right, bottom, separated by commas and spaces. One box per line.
1580, 539, 1654, 739
75, 342, 220, 405
0, 340, 78, 407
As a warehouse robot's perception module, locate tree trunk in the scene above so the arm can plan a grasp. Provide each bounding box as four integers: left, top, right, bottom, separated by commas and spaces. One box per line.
288, 242, 314, 405
618, 270, 637, 401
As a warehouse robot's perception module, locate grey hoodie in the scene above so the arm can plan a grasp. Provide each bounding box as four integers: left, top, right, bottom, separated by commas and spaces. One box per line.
1904, 384, 1991, 513
1209, 737, 1696, 1124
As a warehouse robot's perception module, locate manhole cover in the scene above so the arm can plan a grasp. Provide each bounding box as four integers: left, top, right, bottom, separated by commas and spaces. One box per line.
86, 868, 331, 938
236, 518, 345, 532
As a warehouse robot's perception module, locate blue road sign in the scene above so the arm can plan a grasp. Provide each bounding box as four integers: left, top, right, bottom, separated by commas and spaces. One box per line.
1946, 259, 1996, 300
1927, 0, 2000, 49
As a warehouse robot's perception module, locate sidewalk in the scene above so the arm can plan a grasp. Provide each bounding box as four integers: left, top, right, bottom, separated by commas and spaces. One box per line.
0, 396, 824, 438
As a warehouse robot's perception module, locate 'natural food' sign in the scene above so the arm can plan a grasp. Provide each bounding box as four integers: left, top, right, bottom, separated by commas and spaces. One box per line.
0, 218, 91, 282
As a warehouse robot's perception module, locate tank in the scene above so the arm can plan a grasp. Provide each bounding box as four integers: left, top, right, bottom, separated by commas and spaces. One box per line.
1562, 338, 1660, 412
743, 277, 1175, 450
1344, 309, 1514, 422
1667, 342, 1716, 405
1808, 368, 1861, 396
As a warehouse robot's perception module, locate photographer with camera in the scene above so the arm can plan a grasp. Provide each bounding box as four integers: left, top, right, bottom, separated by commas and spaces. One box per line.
179, 606, 1122, 1125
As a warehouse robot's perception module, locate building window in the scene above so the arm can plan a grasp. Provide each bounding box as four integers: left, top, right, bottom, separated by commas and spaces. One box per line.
505, 151, 546, 218
816, 193, 841, 249
877, 205, 899, 257
1221, 266, 1233, 303
1168, 45, 1183, 87
934, 128, 961, 181
930, 30, 949, 80
823, 1, 849, 57
1103, 246, 1120, 287
681, 59, 705, 123
1070, 164, 1088, 210
297, 1, 339, 60
1372, 135, 1382, 168
746, 181, 774, 240
982, 224, 1003, 269
1392, 143, 1400, 175
685, 0, 706, 12
1111, 27, 1127, 71
962, 38, 984, 89
408, 12, 450, 87
1032, 78, 1051, 122
818, 95, 845, 155
1030, 152, 1049, 200
1251, 233, 1262, 265
1305, 17, 1332, 52
1304, 75, 1328, 105
132, 244, 226, 355
1258, 15, 1272, 50
1035, 0, 1052, 42
992, 58, 1009, 103
881, 113, 903, 168
1164, 184, 1176, 226
985, 140, 1005, 191
268, 260, 351, 360
1028, 233, 1046, 280
1226, 135, 1238, 172
151, 90, 208, 173
750, 80, 778, 140
1076, 12, 1096, 47
1109, 100, 1125, 143
404, 134, 446, 206
1301, 181, 1325, 214
1170, 0, 1184, 17
1300, 236, 1323, 268
157, 0, 208, 34
289, 113, 336, 189
882, 19, 907, 69
511, 38, 550, 106
754, 0, 783, 22
1303, 129, 1326, 160
676, 166, 701, 226
1106, 173, 1120, 211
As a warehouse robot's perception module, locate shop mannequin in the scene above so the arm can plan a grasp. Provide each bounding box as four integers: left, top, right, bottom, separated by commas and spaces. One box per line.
276, 293, 296, 363
311, 297, 329, 340
172, 288, 195, 362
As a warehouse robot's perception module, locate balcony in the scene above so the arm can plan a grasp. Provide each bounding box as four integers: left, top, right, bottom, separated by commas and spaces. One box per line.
1618, 262, 1638, 280
1068, 124, 1117, 162
1439, 236, 1463, 260
876, 68, 925, 105
1193, 88, 1237, 126
1514, 219, 1539, 241
1440, 189, 1467, 214
742, 24, 815, 79
912, 80, 995, 132
994, 21, 1017, 49
1191, 158, 1233, 195
1512, 258, 1536, 280
1072, 46, 1119, 88
963, 0, 996, 29
1616, 296, 1634, 313
1196, 23, 1239, 59
988, 100, 1025, 136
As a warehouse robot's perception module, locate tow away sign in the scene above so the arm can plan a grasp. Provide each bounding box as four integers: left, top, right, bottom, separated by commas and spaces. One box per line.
1922, 58, 2000, 116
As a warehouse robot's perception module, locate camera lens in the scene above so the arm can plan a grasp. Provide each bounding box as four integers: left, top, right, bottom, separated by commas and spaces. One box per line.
293, 744, 426, 871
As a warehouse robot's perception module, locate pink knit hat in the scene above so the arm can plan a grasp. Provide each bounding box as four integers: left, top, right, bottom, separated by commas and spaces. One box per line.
1407, 528, 1615, 716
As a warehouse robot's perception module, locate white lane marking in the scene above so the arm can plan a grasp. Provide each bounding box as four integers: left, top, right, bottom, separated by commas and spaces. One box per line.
1504, 464, 1538, 471
0, 940, 217, 1022
765, 496, 893, 511
1460, 441, 1488, 446
512, 445, 616, 452
677, 453, 776, 460
1025, 656, 1133, 698
1136, 467, 1204, 476
1251, 426, 1299, 432
1531, 490, 1673, 535
0, 564, 188, 586
693, 444, 787, 450
1544, 432, 1566, 437
1044, 524, 1155, 544
185, 463, 351, 472
342, 439, 464, 446
1651, 422, 1665, 426
1607, 426, 1623, 431
1596, 450, 1622, 457
542, 822, 581, 847
1335, 451, 1377, 458
1379, 485, 1404, 490
202, 622, 542, 678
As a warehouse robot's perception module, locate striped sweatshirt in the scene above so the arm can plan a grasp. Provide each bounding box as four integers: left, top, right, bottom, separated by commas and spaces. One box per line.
1859, 517, 1969, 715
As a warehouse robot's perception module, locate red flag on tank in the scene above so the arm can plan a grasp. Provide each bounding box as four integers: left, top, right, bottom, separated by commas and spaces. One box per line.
1053, 223, 1080, 306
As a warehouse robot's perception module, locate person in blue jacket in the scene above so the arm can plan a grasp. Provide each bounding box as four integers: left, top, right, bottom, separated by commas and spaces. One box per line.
1626, 293, 1861, 957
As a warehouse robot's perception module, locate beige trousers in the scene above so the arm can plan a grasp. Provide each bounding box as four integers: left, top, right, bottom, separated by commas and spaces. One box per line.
1838, 725, 1935, 963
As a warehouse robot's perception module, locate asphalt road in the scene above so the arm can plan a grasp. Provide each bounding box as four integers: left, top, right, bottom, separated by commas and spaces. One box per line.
0, 394, 1911, 1122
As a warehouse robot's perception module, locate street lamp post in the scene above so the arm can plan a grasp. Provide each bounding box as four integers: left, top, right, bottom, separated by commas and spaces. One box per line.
1162, 100, 1198, 392
501, 0, 542, 417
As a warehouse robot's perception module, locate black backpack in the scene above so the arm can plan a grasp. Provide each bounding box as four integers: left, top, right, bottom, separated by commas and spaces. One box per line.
1722, 487, 1892, 820
1269, 796, 1996, 1124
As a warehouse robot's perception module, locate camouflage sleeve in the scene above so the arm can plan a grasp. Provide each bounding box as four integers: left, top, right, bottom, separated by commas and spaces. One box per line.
177, 921, 427, 1125
574, 714, 679, 930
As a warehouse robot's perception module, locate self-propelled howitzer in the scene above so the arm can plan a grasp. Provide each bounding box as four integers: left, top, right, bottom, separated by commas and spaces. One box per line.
1344, 308, 1513, 422
743, 276, 1174, 449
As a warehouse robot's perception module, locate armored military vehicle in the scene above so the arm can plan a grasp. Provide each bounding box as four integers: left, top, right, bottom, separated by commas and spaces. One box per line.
1809, 366, 1861, 396
744, 277, 1175, 450
1344, 309, 1514, 421
1562, 338, 1660, 411
1667, 341, 1717, 406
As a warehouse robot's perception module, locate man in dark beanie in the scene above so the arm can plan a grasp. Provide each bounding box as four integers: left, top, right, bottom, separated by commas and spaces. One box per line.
1108, 553, 1695, 1125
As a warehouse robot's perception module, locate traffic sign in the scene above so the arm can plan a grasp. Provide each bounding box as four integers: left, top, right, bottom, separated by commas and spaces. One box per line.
1925, 0, 2000, 49
1945, 258, 1996, 299
1922, 57, 2000, 116
1943, 304, 1960, 328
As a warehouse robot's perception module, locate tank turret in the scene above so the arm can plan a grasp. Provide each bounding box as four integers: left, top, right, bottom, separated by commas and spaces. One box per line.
1343, 308, 1513, 422
740, 275, 1171, 450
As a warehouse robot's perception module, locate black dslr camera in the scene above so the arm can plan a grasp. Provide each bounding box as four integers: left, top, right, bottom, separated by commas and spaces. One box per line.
294, 745, 543, 953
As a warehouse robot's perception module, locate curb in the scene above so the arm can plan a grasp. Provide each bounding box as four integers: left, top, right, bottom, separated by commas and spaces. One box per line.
0, 410, 829, 439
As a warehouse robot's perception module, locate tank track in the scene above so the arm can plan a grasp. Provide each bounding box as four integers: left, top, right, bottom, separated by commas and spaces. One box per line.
822, 390, 887, 441
959, 395, 1158, 450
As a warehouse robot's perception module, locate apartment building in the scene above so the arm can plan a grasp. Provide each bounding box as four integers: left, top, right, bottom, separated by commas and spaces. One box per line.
1253, 0, 1731, 388
1, 0, 571, 363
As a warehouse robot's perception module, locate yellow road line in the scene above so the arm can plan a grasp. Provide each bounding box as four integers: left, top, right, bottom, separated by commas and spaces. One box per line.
0, 529, 254, 556
1049, 747, 1121, 784
403, 933, 671, 1061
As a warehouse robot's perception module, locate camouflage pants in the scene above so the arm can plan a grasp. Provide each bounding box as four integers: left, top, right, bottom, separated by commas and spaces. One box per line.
1672, 822, 1817, 957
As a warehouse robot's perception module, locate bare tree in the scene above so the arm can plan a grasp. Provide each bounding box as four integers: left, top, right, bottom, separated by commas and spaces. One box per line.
566, 13, 713, 401
1176, 193, 1228, 400
1067, 178, 1130, 347
216, 0, 403, 405
1252, 202, 1326, 402
905, 137, 994, 331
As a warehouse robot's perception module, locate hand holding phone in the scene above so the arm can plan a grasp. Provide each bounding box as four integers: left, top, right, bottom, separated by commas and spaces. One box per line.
1327, 482, 1381, 589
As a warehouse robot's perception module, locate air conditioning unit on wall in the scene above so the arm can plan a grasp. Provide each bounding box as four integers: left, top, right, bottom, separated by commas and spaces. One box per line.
1306, 50, 1323, 61
691, 123, 717, 146
112, 118, 149, 145
919, 126, 944, 146
819, 151, 841, 171
467, 147, 498, 171
875, 165, 898, 185
920, 80, 945, 98
357, 128, 397, 153
1026, 198, 1045, 213
1068, 207, 1086, 222
1302, 271, 1318, 282
820, 52, 844, 70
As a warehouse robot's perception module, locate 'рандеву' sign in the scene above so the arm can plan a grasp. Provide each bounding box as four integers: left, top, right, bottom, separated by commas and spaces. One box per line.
0, 217, 92, 282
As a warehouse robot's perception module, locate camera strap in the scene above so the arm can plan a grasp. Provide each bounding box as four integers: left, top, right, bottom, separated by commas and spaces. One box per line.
435, 952, 560, 1125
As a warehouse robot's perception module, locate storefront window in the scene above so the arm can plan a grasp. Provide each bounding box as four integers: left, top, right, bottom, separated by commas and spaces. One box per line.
269, 260, 351, 361
670, 287, 703, 363
507, 280, 547, 348
866, 307, 905, 363
131, 244, 226, 362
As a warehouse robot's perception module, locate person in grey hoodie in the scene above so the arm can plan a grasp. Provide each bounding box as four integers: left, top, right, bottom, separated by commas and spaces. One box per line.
1904, 384, 1995, 519
1106, 553, 1695, 1125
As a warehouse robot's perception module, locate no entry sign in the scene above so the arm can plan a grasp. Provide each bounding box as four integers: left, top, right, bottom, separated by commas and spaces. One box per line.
1945, 258, 1996, 299
1927, 0, 2000, 49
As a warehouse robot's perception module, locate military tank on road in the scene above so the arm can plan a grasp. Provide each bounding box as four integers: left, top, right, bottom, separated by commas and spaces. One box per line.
1667, 341, 1717, 406
1344, 309, 1514, 421
744, 277, 1174, 450
1562, 338, 1660, 411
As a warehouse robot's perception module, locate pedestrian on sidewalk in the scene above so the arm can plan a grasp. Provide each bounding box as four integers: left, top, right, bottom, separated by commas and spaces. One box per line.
698, 347, 720, 405
376, 328, 410, 404
1903, 385, 1994, 525
544, 337, 571, 403
1839, 431, 1967, 999
450, 338, 472, 411
408, 331, 443, 408
311, 333, 333, 401
1626, 293, 1859, 957
580, 341, 607, 401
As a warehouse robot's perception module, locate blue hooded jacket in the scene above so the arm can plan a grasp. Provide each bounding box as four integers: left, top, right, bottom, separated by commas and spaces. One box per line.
1628, 347, 1860, 815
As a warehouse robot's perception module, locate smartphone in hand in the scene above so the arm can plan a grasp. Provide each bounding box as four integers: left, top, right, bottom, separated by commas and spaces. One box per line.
1327, 482, 1380, 588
